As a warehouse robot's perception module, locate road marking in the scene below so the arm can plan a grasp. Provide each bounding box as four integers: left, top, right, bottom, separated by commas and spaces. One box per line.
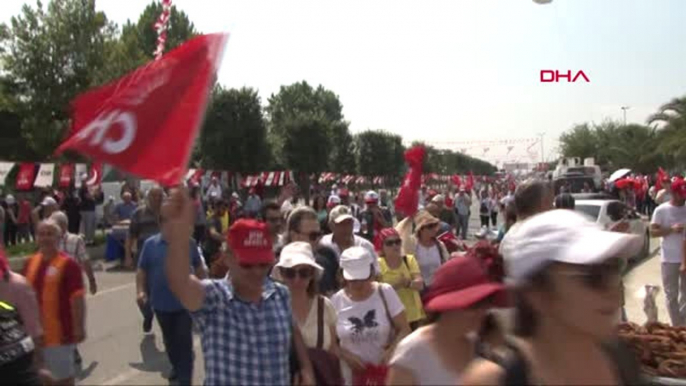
90, 282, 135, 298
102, 336, 201, 385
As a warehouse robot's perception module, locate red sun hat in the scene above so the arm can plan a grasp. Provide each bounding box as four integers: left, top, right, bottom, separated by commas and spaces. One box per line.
422, 255, 510, 313
227, 219, 275, 265
374, 228, 400, 253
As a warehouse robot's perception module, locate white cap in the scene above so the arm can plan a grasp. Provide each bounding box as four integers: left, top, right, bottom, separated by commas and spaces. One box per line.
327, 195, 341, 206
501, 209, 643, 286
5, 195, 15, 205
364, 190, 379, 203
272, 242, 323, 280
431, 194, 445, 203
329, 205, 354, 224
41, 197, 57, 206
340, 246, 374, 281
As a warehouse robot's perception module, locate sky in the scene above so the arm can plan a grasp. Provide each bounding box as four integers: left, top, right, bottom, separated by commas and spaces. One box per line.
4, 0, 686, 166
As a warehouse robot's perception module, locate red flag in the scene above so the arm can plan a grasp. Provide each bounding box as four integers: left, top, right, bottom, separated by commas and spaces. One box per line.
86, 163, 103, 187
466, 171, 475, 192
58, 164, 74, 188
0, 246, 8, 277
451, 174, 462, 187
395, 146, 426, 218
15, 163, 36, 191
56, 33, 229, 186
656, 167, 668, 191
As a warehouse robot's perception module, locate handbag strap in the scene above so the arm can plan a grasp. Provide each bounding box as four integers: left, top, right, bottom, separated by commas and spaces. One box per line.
377, 284, 394, 328
316, 296, 324, 350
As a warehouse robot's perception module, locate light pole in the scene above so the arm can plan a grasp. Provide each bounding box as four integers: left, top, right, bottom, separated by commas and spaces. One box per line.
537, 132, 545, 164
621, 106, 630, 126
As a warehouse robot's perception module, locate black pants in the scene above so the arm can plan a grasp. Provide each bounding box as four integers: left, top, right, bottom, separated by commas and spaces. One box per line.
480, 215, 490, 228
491, 212, 498, 227
155, 310, 194, 385
193, 225, 206, 245
4, 224, 17, 246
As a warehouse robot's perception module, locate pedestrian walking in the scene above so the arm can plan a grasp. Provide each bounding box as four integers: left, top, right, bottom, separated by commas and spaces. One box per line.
136, 217, 207, 384
650, 178, 686, 326
454, 188, 472, 240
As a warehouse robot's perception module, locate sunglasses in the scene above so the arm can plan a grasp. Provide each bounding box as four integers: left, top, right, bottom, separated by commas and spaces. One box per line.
384, 239, 402, 247
281, 267, 314, 280
555, 261, 621, 291
300, 230, 323, 242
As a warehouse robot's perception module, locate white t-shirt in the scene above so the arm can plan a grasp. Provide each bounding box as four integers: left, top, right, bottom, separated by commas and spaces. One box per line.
415, 243, 442, 286
298, 296, 337, 351
390, 329, 458, 386
332, 283, 404, 383
651, 202, 686, 263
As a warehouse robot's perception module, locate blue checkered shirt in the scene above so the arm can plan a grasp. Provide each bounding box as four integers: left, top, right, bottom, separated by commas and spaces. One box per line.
192, 278, 292, 386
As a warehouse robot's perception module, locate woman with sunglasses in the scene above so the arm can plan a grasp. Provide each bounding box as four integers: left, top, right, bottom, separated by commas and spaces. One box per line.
272, 242, 343, 385
412, 211, 450, 288
463, 210, 644, 386
387, 250, 509, 386
332, 246, 411, 385
376, 228, 426, 330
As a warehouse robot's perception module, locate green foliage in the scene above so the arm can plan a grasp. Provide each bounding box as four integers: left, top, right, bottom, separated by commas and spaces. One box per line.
198, 86, 271, 173
281, 113, 332, 175
412, 141, 496, 175
356, 130, 405, 180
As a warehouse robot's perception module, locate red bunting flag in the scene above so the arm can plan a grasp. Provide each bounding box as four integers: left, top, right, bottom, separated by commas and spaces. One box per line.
58, 164, 74, 188
466, 171, 475, 192
395, 146, 426, 218
56, 33, 229, 186
15, 163, 36, 191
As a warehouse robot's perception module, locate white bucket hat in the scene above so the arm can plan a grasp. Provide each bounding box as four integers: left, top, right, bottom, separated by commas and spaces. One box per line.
501, 209, 643, 286
272, 242, 323, 281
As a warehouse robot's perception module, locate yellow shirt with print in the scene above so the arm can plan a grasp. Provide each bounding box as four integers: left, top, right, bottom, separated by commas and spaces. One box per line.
378, 255, 425, 323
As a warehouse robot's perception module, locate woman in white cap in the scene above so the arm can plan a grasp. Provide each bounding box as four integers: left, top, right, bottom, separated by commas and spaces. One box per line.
462, 210, 644, 385
332, 246, 411, 385
273, 242, 343, 385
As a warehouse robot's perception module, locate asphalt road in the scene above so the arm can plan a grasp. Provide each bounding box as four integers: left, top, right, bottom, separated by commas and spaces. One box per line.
73, 212, 665, 385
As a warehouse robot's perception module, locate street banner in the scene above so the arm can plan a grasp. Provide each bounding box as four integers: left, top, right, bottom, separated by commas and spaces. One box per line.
15, 163, 37, 191
56, 33, 229, 186
59, 164, 74, 188
0, 162, 14, 186
34, 163, 55, 188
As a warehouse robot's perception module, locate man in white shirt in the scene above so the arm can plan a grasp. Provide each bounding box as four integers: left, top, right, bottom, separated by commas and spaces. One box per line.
650, 178, 686, 326
203, 177, 222, 202
320, 205, 380, 275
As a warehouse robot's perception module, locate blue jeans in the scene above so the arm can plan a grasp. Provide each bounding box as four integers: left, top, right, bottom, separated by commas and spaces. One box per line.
457, 214, 469, 240
155, 310, 194, 384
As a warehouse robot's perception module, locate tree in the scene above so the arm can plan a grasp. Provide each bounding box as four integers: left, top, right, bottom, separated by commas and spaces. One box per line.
649, 96, 686, 169
281, 112, 332, 200
329, 121, 357, 174
356, 130, 405, 181
266, 81, 348, 170
0, 0, 119, 159
198, 86, 271, 173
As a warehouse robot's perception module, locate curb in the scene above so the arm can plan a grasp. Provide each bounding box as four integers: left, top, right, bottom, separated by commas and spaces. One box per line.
9, 244, 107, 272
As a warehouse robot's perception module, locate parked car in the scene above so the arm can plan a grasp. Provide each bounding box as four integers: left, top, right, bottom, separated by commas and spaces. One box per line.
574, 199, 650, 261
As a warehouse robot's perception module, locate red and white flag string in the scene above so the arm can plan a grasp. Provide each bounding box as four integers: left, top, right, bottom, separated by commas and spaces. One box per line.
153, 0, 172, 60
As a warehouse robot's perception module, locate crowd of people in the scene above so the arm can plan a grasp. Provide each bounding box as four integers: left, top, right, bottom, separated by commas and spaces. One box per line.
3, 170, 686, 385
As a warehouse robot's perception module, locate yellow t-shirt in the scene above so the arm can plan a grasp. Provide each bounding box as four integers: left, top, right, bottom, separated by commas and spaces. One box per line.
378, 255, 425, 323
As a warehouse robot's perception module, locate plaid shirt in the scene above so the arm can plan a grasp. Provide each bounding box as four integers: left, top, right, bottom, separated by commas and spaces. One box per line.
193, 278, 292, 386
59, 233, 88, 264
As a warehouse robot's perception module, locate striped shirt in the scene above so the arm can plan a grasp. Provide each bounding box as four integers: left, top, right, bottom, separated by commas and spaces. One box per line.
23, 252, 84, 347
192, 278, 292, 386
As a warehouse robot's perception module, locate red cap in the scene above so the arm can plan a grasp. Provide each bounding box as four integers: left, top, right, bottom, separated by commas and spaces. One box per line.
422, 255, 509, 313
374, 228, 400, 252
227, 219, 275, 265
339, 188, 350, 197
672, 178, 686, 198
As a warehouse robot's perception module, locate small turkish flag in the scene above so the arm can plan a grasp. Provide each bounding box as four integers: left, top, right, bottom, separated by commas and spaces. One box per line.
15, 163, 37, 191
56, 33, 229, 186
58, 164, 74, 188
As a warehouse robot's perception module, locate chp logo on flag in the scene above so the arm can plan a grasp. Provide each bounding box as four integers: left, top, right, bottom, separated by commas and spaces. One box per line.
56, 33, 229, 186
